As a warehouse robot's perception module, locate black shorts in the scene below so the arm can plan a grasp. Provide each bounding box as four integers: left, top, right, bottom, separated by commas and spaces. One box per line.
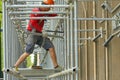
25, 34, 54, 54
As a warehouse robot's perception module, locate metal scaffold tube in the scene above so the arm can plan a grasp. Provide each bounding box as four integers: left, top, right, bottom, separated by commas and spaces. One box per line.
77, 18, 120, 20
26, 31, 64, 39
17, 0, 43, 2
48, 67, 77, 79
6, 5, 71, 8
74, 0, 79, 80
3, 1, 8, 80
70, 3, 74, 80
77, 29, 101, 32
11, 17, 67, 20
92, 33, 102, 42
9, 11, 68, 14
103, 29, 120, 47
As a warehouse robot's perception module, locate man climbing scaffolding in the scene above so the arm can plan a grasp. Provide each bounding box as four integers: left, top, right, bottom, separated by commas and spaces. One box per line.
12, 0, 62, 72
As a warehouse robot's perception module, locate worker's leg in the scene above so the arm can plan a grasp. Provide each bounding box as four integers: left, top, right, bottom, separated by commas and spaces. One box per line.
42, 37, 58, 68
49, 47, 58, 67
14, 34, 36, 67
49, 47, 63, 71
14, 52, 30, 67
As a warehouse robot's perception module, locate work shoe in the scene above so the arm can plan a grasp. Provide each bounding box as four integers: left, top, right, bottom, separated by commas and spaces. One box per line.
11, 66, 19, 73
54, 65, 63, 72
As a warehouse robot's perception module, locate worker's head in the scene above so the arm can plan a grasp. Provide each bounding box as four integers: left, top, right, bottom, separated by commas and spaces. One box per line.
42, 0, 54, 5
40, 0, 54, 11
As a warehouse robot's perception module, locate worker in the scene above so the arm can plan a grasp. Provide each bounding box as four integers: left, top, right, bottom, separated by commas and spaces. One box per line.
12, 0, 62, 72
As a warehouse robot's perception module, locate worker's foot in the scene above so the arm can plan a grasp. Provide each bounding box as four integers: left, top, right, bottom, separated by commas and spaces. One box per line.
54, 65, 63, 72
11, 66, 19, 74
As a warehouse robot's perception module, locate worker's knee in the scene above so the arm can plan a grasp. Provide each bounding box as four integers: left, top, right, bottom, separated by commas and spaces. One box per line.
23, 52, 30, 57
48, 48, 55, 52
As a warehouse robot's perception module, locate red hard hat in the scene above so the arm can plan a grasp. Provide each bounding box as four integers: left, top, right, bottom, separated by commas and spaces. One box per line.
43, 0, 54, 5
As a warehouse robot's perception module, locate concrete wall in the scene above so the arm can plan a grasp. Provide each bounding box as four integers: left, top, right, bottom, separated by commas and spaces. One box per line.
77, 1, 120, 80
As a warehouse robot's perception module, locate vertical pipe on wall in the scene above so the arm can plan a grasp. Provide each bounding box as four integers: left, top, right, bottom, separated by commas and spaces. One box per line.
101, 2, 109, 80
84, 6, 88, 80
93, 1, 97, 80
82, 2, 88, 80
105, 13, 109, 80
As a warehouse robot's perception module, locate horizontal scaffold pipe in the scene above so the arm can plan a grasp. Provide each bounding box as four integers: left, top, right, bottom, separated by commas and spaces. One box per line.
48, 67, 77, 78
17, 0, 43, 2
9, 11, 68, 15
12, 17, 120, 21
46, 30, 64, 33
26, 31, 64, 39
6, 5, 70, 8
79, 37, 92, 40
77, 18, 120, 21
77, 29, 101, 32
77, 0, 98, 1
11, 17, 67, 20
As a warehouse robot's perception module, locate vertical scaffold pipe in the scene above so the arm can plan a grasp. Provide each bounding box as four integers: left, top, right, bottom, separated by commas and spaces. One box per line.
70, 3, 74, 80
74, 0, 79, 80
66, 7, 70, 70
3, 0, 9, 80
66, 5, 70, 80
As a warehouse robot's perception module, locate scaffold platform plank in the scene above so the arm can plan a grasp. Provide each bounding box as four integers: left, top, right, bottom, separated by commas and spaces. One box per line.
19, 68, 59, 77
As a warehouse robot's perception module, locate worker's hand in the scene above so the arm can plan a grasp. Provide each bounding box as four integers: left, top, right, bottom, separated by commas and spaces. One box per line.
42, 30, 48, 37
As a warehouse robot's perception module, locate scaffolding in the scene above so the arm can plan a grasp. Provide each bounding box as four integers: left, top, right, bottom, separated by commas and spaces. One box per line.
3, 0, 79, 80
2, 0, 120, 80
